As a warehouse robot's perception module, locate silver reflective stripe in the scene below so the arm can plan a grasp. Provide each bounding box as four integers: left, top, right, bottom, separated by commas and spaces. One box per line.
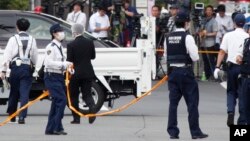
14, 34, 33, 65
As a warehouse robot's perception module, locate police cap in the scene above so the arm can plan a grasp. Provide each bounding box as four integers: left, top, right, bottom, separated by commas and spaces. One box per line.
50, 23, 63, 34
175, 12, 190, 22
234, 13, 246, 27
16, 18, 30, 31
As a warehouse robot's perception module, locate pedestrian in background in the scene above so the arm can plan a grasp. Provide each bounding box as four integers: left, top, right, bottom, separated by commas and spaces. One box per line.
0, 18, 38, 124
44, 23, 72, 135
66, 1, 87, 29
67, 23, 97, 124
214, 13, 248, 126
165, 11, 208, 139
89, 6, 110, 39
200, 5, 218, 80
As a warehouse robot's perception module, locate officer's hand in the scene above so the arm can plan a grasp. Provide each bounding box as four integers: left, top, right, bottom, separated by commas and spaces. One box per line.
62, 61, 73, 69
67, 67, 75, 75
0, 72, 6, 80
236, 56, 243, 65
214, 68, 220, 79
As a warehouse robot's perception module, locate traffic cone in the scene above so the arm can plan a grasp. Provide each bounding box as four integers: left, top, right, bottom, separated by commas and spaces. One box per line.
201, 71, 207, 81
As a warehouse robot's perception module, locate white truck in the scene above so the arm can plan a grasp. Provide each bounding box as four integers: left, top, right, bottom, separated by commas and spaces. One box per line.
0, 11, 157, 113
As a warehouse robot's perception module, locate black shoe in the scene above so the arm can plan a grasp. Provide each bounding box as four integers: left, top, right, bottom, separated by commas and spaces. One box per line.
70, 120, 80, 124
170, 135, 179, 139
10, 117, 16, 123
45, 131, 67, 135
192, 133, 208, 139
227, 113, 234, 127
89, 116, 96, 124
88, 106, 96, 124
18, 117, 25, 124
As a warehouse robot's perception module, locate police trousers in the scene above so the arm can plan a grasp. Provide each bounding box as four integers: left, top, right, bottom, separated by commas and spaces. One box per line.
44, 73, 66, 133
7, 64, 32, 118
227, 63, 246, 124
167, 67, 202, 137
241, 77, 250, 124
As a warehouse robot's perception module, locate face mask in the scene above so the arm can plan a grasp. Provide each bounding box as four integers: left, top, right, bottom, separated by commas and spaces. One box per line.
56, 32, 65, 41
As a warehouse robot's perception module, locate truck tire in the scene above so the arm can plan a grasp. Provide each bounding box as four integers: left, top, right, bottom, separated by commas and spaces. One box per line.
79, 81, 105, 114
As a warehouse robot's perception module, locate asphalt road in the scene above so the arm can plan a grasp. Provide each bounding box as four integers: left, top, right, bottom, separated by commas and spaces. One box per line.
0, 80, 231, 141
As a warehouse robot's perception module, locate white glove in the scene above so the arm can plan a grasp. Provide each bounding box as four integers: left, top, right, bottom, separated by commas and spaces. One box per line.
214, 68, 220, 79
62, 61, 73, 69
67, 67, 75, 74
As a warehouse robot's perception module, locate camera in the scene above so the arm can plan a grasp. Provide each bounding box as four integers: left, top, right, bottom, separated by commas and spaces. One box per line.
192, 2, 205, 31
159, 12, 170, 33
131, 14, 144, 35
112, 0, 123, 26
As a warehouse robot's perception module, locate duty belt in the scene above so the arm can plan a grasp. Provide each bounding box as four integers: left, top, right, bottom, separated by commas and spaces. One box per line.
241, 74, 250, 78
45, 69, 64, 74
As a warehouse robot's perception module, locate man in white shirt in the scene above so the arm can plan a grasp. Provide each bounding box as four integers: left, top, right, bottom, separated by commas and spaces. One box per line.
215, 4, 234, 44
89, 6, 110, 39
66, 1, 86, 29
214, 13, 249, 127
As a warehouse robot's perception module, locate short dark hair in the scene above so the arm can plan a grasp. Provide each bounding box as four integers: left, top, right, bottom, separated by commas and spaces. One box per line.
152, 5, 161, 11
16, 18, 30, 31
217, 4, 226, 12
175, 20, 185, 28
205, 5, 214, 11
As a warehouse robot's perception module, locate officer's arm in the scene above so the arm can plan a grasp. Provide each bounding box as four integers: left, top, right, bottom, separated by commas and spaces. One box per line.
236, 43, 244, 65
1, 37, 15, 72
31, 38, 38, 66
186, 35, 199, 62
45, 46, 65, 69
216, 34, 228, 68
163, 38, 167, 58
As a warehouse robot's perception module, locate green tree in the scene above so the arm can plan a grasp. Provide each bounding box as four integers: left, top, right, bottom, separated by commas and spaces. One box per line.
0, 0, 29, 10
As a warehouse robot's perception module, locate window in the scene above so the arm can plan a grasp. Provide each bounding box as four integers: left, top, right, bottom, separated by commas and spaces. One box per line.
22, 16, 52, 40
0, 16, 16, 38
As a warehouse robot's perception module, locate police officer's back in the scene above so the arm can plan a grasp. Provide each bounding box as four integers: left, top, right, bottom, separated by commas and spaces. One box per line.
0, 18, 38, 124
164, 12, 208, 139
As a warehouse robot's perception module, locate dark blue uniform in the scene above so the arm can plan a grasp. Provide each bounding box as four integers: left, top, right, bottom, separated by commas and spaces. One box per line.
240, 38, 250, 124
3, 32, 38, 123
166, 28, 207, 139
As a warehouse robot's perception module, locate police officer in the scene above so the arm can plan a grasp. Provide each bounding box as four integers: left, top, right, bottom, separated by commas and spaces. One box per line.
236, 29, 250, 125
214, 13, 248, 126
44, 24, 72, 135
164, 12, 208, 139
0, 18, 38, 124
67, 23, 96, 124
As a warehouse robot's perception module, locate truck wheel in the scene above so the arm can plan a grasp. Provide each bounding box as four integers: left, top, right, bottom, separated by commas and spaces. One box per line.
79, 81, 105, 114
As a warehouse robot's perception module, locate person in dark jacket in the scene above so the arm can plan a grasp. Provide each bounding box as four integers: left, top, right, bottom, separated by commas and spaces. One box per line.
67, 23, 96, 124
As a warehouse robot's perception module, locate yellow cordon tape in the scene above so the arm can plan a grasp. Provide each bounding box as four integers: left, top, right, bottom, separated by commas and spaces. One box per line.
0, 91, 49, 126
0, 72, 168, 126
156, 49, 219, 54
65, 72, 168, 117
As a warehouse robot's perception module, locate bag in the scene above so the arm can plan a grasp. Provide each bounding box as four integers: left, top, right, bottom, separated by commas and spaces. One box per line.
38, 65, 45, 79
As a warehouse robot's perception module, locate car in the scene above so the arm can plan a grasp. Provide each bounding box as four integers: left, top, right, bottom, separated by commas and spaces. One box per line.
0, 10, 118, 109
0, 10, 155, 114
